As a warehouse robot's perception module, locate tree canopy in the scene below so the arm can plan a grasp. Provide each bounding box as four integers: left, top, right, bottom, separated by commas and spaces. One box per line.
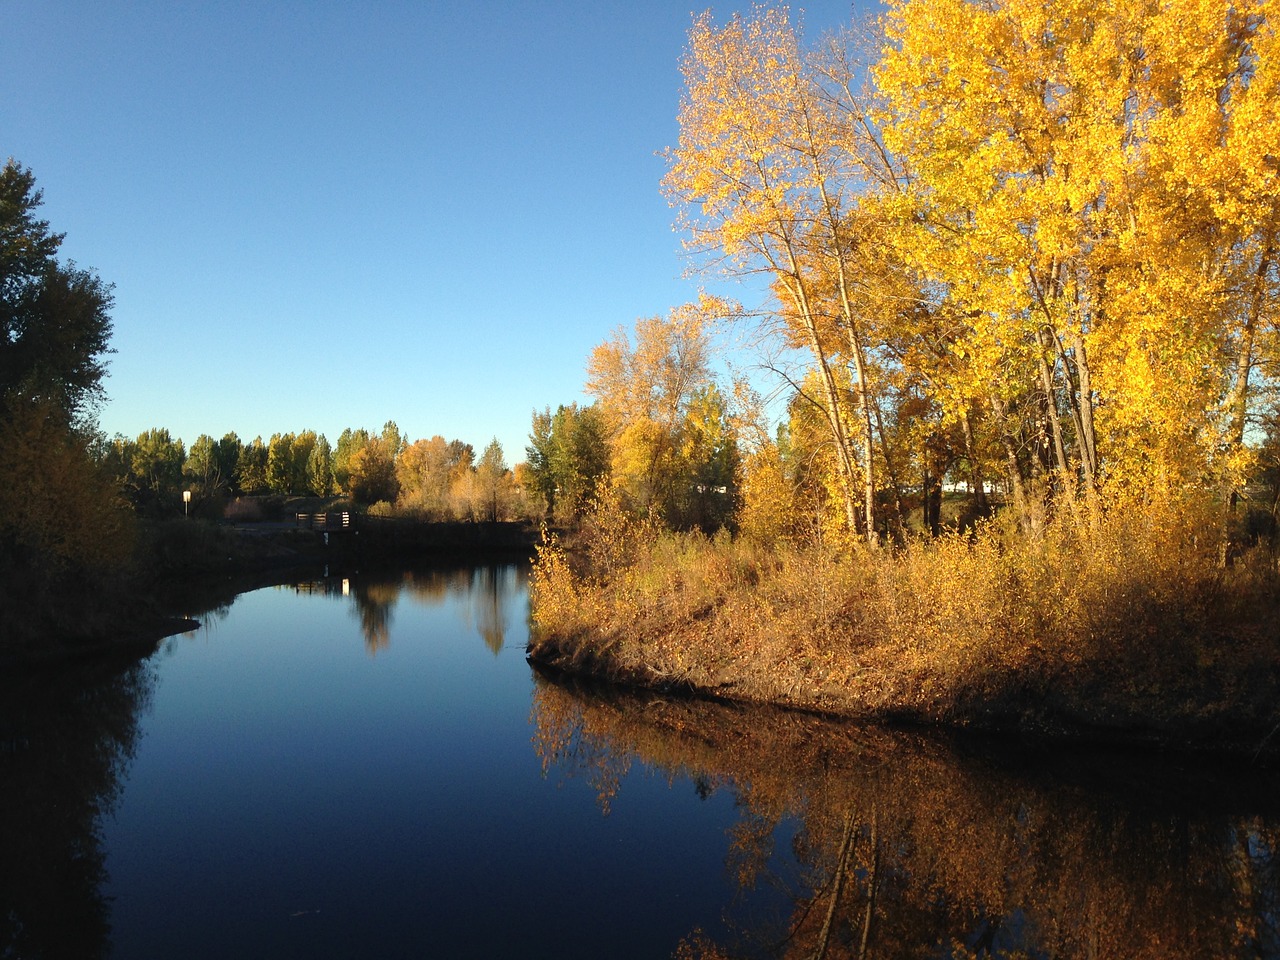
0, 160, 113, 428
660, 0, 1280, 541
0, 161, 130, 646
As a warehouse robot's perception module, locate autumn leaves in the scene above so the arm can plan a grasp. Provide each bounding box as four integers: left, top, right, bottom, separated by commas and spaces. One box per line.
662, 0, 1278, 540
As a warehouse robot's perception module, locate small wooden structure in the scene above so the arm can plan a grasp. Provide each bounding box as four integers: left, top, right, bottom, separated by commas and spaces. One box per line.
295, 511, 352, 531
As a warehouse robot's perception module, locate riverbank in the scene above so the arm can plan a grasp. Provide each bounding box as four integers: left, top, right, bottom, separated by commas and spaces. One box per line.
3, 516, 541, 666
527, 499, 1280, 756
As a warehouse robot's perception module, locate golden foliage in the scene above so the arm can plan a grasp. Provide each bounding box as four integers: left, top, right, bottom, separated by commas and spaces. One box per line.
875, 0, 1280, 493
659, 1, 1280, 537
738, 443, 793, 543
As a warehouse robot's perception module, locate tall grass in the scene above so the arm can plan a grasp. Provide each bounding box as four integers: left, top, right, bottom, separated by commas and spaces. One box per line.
529, 493, 1280, 742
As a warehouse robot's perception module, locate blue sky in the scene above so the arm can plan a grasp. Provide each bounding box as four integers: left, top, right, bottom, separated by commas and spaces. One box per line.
2, 1, 874, 464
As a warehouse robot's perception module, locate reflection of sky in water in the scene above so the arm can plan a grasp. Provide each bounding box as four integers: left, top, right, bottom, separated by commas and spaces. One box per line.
97, 564, 757, 960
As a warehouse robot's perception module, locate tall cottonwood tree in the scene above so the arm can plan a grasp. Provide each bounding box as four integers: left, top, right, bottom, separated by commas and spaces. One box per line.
663, 9, 902, 541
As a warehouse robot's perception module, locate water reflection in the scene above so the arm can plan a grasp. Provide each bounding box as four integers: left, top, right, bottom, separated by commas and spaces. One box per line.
531, 673, 1280, 960
0, 658, 154, 960
291, 564, 526, 656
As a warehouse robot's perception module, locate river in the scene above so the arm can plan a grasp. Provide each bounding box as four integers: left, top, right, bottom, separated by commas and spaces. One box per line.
2, 563, 1278, 958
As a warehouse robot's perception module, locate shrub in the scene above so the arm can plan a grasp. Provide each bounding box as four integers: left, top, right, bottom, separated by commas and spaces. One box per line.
224, 497, 264, 523
529, 492, 1280, 738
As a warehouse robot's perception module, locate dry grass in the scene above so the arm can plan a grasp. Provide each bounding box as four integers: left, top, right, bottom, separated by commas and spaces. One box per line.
528, 493, 1280, 747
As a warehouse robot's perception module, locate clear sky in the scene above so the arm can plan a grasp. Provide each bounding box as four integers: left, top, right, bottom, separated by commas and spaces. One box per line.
2, 1, 875, 465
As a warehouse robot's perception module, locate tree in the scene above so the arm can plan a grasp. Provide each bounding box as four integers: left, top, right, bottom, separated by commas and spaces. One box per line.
185, 434, 222, 494
397, 435, 473, 518
347, 437, 399, 504
333, 427, 371, 493
0, 160, 114, 428
264, 430, 322, 495
445, 441, 476, 516
586, 302, 723, 522
126, 428, 185, 505
236, 436, 268, 495
0, 400, 133, 644
677, 383, 740, 531
472, 438, 515, 522
526, 403, 610, 521
290, 430, 318, 494
874, 0, 1280, 521
214, 432, 243, 494
663, 11, 900, 540
380, 420, 405, 461
0, 160, 131, 645
266, 432, 296, 494
307, 434, 333, 496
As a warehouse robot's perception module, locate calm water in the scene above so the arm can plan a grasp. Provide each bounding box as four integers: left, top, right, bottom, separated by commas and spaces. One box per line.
3, 563, 1280, 958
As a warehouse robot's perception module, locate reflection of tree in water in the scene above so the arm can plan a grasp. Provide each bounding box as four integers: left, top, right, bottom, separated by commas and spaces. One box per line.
531, 675, 1280, 960
349, 579, 401, 655
400, 567, 471, 608
0, 657, 154, 960
470, 565, 520, 656
345, 566, 525, 657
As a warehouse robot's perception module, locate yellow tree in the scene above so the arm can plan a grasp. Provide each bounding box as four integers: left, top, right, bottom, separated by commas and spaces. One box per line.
397, 435, 470, 518
663, 8, 901, 541
586, 301, 717, 522
874, 0, 1279, 516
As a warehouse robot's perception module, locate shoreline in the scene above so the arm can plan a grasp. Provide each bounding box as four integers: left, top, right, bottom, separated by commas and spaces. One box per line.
525, 505, 1280, 762
526, 629, 1280, 760
4, 519, 540, 670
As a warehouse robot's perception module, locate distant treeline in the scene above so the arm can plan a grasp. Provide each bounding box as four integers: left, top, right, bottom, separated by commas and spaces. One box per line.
97, 423, 533, 523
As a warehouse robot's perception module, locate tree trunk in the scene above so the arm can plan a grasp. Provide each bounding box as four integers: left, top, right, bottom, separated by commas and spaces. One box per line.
959, 411, 989, 516
1035, 332, 1072, 483
991, 396, 1035, 536
809, 110, 879, 543
1225, 223, 1276, 500
780, 275, 863, 536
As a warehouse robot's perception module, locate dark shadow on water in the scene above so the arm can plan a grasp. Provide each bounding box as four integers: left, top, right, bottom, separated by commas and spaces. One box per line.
0, 655, 154, 960
531, 669, 1280, 960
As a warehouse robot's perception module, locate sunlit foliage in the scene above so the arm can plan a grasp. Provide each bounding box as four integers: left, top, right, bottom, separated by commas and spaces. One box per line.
660, 1, 1280, 539
875, 0, 1280, 513
584, 301, 741, 529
